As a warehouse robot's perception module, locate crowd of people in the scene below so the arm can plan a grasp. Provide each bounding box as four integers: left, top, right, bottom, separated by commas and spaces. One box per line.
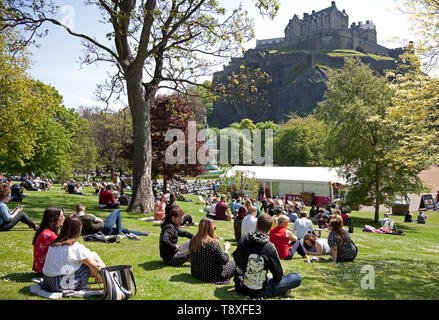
2, 174, 435, 300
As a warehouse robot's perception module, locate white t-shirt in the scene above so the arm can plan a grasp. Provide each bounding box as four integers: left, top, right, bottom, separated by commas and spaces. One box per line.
42, 242, 92, 277
293, 217, 314, 240
241, 214, 257, 238
209, 204, 217, 215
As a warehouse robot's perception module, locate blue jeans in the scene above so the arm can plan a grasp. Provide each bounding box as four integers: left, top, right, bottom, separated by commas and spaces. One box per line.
261, 273, 302, 298
102, 210, 145, 236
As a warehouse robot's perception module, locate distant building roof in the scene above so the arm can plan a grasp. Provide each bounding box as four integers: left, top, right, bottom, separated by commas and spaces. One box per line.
224, 166, 346, 184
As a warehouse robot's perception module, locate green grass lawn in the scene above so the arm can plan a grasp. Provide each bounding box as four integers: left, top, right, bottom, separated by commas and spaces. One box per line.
1, 184, 438, 300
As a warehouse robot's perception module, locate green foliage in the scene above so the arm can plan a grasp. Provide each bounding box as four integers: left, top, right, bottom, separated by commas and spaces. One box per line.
273, 115, 329, 167
218, 169, 259, 199
316, 57, 434, 222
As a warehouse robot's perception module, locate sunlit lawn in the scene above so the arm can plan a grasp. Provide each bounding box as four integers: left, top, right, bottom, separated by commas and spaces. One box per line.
1, 184, 438, 300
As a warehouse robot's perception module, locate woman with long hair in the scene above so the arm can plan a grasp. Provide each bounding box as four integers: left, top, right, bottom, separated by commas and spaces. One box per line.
32, 207, 65, 276
302, 233, 331, 257
189, 218, 235, 284
328, 216, 358, 263
0, 183, 38, 232
42, 215, 106, 292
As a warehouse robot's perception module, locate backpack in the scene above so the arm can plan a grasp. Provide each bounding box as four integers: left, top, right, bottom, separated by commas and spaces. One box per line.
119, 194, 131, 206
83, 232, 119, 243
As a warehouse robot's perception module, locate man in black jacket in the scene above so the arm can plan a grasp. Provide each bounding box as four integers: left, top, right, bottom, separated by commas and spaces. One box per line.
159, 207, 194, 266
232, 213, 302, 298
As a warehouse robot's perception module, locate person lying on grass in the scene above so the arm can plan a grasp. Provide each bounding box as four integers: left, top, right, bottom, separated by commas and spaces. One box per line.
42, 214, 106, 292
0, 183, 38, 232
75, 204, 148, 238
302, 233, 331, 257
32, 207, 65, 277
159, 207, 194, 267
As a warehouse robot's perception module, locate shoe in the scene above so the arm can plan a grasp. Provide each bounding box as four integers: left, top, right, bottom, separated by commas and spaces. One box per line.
126, 233, 141, 240
116, 233, 127, 240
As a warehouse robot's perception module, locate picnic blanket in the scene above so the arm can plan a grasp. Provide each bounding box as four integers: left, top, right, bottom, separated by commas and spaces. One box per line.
362, 225, 405, 236
30, 278, 104, 300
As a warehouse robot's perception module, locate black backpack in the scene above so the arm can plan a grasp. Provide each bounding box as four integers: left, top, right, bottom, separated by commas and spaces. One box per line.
83, 232, 119, 243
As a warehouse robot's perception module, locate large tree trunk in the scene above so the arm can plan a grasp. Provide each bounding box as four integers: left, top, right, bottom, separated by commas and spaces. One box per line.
126, 71, 156, 213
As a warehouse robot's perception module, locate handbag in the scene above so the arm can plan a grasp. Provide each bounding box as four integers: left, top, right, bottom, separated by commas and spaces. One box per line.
99, 265, 137, 300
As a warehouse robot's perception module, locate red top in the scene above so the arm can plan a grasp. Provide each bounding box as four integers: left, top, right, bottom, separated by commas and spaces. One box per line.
33, 229, 57, 273
342, 214, 349, 225
99, 190, 116, 205
269, 226, 291, 259
215, 202, 229, 221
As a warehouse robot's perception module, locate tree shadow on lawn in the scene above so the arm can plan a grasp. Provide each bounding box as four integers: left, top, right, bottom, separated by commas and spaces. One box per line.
138, 260, 169, 271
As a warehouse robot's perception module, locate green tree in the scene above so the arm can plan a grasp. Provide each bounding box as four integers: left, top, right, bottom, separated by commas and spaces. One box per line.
274, 115, 329, 167
1, 0, 280, 213
0, 28, 57, 171
317, 58, 434, 222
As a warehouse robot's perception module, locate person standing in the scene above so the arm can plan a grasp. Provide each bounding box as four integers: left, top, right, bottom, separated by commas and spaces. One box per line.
232, 214, 302, 298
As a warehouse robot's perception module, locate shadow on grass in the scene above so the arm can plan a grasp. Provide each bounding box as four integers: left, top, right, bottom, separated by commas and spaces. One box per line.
169, 273, 202, 285
295, 257, 439, 300
1, 272, 35, 283
214, 285, 241, 300
138, 260, 168, 271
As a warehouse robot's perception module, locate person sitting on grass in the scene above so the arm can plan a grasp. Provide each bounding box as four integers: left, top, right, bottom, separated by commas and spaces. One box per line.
380, 213, 391, 227
32, 207, 65, 276
215, 195, 232, 221
98, 184, 120, 209
189, 218, 235, 284
165, 193, 195, 226
234, 199, 251, 241
42, 215, 106, 292
159, 207, 194, 266
0, 183, 38, 232
67, 180, 87, 195
269, 215, 308, 260
404, 210, 413, 223
154, 195, 167, 222
328, 216, 358, 264
9, 182, 25, 202
302, 233, 331, 257
271, 207, 284, 230
318, 214, 329, 229
293, 211, 315, 240
75, 204, 148, 238
232, 213, 302, 298
241, 206, 258, 238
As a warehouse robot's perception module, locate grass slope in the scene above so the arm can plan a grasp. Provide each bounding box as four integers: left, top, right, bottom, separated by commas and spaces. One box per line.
0, 184, 438, 300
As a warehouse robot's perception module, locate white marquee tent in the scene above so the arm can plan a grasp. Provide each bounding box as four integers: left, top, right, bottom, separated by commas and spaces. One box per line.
223, 166, 346, 204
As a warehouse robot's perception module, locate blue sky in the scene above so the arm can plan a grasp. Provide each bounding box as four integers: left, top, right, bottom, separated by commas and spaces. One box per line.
27, 0, 414, 110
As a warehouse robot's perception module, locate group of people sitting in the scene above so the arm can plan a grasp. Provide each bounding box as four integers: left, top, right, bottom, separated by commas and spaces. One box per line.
155, 191, 358, 299
65, 175, 131, 209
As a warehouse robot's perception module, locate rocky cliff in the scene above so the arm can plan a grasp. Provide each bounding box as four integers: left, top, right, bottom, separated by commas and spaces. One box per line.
212, 48, 399, 128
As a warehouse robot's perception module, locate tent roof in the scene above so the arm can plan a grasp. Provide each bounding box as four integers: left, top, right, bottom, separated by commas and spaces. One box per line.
224, 166, 346, 184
